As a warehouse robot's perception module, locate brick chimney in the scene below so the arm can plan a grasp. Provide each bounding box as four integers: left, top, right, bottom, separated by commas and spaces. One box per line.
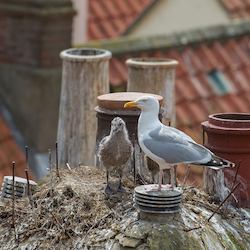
0, 0, 75, 152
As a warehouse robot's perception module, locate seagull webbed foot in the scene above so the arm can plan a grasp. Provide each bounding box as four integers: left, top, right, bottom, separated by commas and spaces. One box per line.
146, 184, 174, 193
146, 185, 162, 193
117, 186, 127, 193
162, 184, 174, 190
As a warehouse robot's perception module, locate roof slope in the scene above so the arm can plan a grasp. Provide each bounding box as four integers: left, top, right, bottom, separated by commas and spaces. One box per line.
0, 114, 35, 186
87, 0, 157, 40
219, 0, 250, 18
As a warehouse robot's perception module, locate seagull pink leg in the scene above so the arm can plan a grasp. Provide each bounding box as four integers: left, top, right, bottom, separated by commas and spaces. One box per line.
161, 166, 174, 189
146, 169, 163, 192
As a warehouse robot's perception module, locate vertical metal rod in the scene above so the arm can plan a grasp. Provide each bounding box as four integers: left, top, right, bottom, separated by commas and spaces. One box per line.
132, 134, 136, 187
49, 149, 53, 197
55, 142, 60, 179
25, 146, 29, 171
12, 161, 15, 229
25, 169, 30, 197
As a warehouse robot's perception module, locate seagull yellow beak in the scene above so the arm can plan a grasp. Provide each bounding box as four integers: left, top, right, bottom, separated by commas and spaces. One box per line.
124, 101, 138, 108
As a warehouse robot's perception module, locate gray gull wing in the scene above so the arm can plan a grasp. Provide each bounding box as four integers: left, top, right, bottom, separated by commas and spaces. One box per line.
143, 125, 211, 164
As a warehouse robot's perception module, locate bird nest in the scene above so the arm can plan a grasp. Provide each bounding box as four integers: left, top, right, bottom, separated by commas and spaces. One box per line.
0, 166, 135, 249
0, 166, 247, 249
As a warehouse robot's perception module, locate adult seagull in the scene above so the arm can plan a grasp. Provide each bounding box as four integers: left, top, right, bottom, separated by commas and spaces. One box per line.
124, 96, 235, 192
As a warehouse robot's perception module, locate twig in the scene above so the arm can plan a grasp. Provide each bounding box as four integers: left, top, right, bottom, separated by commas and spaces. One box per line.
55, 142, 60, 179
184, 226, 202, 232
49, 149, 53, 197
208, 182, 241, 222
25, 169, 37, 228
18, 228, 49, 238
182, 165, 191, 190
51, 212, 64, 230
66, 163, 72, 171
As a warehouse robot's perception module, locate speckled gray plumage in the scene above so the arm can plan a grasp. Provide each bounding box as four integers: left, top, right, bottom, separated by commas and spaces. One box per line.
98, 117, 133, 194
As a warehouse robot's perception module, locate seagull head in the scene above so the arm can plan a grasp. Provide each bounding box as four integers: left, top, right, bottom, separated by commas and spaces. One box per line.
124, 96, 160, 112
111, 117, 126, 135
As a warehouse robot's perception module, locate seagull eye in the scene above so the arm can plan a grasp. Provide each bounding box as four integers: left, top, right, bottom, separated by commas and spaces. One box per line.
142, 99, 147, 102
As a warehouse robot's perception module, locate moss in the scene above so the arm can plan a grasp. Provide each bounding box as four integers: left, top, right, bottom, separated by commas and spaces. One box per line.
226, 231, 246, 250
147, 224, 202, 250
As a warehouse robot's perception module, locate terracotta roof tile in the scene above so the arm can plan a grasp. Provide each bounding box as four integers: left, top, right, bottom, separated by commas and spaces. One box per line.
195, 74, 216, 99
220, 93, 249, 112
188, 100, 210, 125
175, 80, 185, 104
0, 114, 36, 186
219, 0, 250, 18
88, 22, 104, 40
224, 70, 250, 93
109, 57, 128, 87
101, 20, 118, 38
196, 44, 219, 72
182, 48, 204, 76
103, 0, 119, 18
176, 76, 201, 102
224, 39, 250, 68
238, 36, 250, 57
87, 0, 157, 40
211, 41, 236, 70
0, 115, 12, 142
166, 50, 188, 78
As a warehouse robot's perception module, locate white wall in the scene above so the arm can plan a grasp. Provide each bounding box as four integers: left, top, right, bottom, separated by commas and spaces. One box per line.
71, 0, 88, 45
129, 0, 230, 37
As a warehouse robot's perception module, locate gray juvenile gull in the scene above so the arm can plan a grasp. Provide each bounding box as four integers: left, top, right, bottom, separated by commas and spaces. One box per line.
98, 117, 133, 195
124, 96, 235, 192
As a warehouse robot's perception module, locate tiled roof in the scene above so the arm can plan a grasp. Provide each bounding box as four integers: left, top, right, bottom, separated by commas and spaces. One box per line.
219, 0, 250, 18
105, 36, 250, 141
81, 19, 250, 187
87, 0, 157, 40
0, 114, 35, 186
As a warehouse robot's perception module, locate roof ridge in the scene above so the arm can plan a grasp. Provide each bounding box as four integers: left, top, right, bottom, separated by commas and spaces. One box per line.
79, 19, 250, 55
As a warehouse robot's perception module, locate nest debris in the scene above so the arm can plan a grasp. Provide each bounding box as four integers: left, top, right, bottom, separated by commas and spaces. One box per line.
0, 166, 135, 249
0, 166, 246, 249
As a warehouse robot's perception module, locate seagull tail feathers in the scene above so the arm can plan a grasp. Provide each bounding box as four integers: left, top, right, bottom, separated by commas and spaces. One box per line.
203, 155, 235, 169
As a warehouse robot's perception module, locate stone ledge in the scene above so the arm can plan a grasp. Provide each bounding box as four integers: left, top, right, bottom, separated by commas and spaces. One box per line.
0, 0, 75, 20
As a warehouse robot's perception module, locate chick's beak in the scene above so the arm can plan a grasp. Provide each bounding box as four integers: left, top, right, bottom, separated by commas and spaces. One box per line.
124, 101, 137, 108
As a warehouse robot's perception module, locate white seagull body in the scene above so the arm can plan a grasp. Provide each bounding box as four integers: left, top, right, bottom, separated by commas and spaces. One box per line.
124, 96, 235, 192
